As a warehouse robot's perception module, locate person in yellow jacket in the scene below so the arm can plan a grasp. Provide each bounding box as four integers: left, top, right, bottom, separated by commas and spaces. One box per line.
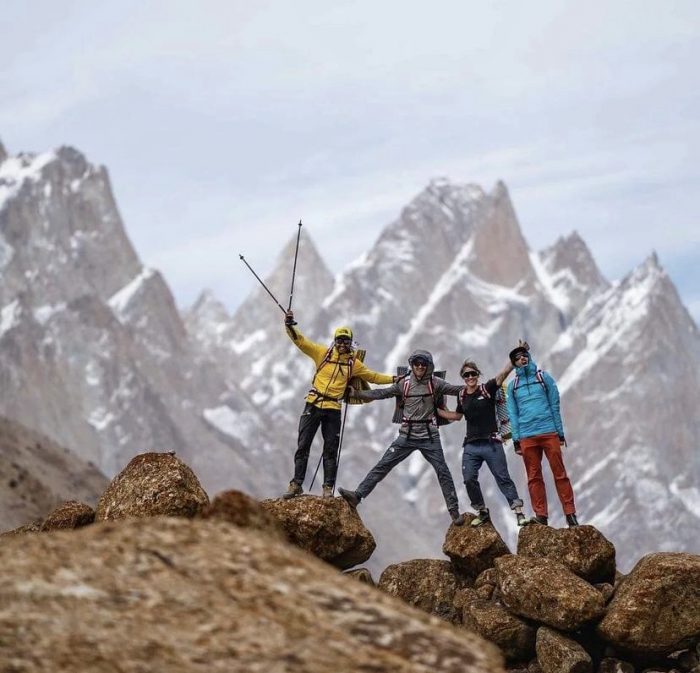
283, 309, 396, 499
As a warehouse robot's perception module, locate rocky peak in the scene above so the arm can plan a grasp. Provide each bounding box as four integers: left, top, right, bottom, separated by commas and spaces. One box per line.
0, 140, 7, 164
465, 180, 535, 288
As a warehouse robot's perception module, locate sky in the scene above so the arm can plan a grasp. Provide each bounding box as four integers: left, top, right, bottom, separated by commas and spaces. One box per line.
1, 0, 699, 321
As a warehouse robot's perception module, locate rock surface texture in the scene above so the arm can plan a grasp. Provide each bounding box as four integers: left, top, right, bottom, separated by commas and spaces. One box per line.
495, 555, 606, 631
40, 500, 95, 531
443, 514, 511, 580
261, 495, 376, 569
0, 517, 504, 672
200, 489, 285, 541
378, 559, 466, 623
95, 452, 209, 520
517, 524, 616, 584
597, 552, 700, 654
535, 626, 592, 673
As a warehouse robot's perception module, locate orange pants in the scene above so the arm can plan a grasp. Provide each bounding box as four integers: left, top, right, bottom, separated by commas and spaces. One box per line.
521, 432, 576, 517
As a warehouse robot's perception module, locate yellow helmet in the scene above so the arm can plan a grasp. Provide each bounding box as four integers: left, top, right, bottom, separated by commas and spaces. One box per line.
334, 326, 353, 340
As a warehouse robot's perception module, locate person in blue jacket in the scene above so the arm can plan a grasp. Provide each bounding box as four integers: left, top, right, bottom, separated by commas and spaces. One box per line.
506, 345, 579, 527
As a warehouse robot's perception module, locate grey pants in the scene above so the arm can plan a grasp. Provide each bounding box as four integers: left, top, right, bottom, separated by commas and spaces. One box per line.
356, 434, 459, 514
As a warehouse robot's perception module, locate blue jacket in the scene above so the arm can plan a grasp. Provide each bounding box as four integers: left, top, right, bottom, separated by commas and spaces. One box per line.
506, 357, 564, 441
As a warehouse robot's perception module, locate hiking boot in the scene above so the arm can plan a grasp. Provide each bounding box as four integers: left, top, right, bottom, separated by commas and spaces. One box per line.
282, 481, 303, 500
531, 515, 549, 526
322, 484, 334, 499
471, 509, 490, 527
516, 512, 529, 527
450, 510, 466, 526
566, 513, 580, 527
338, 487, 360, 508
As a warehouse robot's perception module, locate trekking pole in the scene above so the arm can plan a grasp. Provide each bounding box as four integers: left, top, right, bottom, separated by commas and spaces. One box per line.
309, 453, 323, 493
239, 254, 286, 314
332, 399, 350, 496
287, 220, 302, 311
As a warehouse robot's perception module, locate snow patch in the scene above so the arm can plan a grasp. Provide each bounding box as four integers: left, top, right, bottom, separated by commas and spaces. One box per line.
34, 303, 66, 325
108, 268, 155, 316
0, 299, 21, 337
203, 405, 260, 446
0, 151, 56, 212
231, 328, 267, 354
88, 408, 115, 431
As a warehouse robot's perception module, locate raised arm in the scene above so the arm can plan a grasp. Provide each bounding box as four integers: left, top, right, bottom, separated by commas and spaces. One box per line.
494, 339, 529, 386
506, 380, 520, 442
285, 310, 325, 362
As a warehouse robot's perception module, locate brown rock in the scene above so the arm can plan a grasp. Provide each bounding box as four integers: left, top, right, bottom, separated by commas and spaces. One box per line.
0, 517, 505, 672
344, 568, 375, 586
378, 559, 465, 623
95, 452, 209, 520
261, 495, 375, 569
597, 658, 635, 673
0, 520, 42, 538
443, 514, 510, 580
200, 490, 285, 541
597, 552, 700, 655
536, 626, 592, 673
594, 583, 615, 604
41, 501, 94, 531
495, 555, 606, 631
475, 568, 499, 600
518, 524, 615, 584
459, 586, 537, 662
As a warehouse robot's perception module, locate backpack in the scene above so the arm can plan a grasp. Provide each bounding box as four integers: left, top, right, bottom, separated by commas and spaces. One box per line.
391, 366, 450, 427
308, 344, 358, 404
459, 383, 512, 440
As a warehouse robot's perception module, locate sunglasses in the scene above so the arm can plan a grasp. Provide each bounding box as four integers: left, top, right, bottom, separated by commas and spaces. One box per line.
462, 371, 479, 379
412, 360, 429, 368
335, 337, 352, 345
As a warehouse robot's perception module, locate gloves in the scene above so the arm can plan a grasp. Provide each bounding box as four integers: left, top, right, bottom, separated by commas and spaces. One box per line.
284, 310, 297, 327
513, 440, 522, 455
559, 435, 567, 447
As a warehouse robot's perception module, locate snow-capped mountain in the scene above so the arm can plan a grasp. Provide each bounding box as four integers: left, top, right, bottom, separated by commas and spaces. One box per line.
0, 142, 268, 492
187, 178, 700, 570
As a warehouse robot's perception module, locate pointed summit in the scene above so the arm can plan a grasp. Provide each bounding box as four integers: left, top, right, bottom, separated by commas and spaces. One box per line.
465, 180, 534, 288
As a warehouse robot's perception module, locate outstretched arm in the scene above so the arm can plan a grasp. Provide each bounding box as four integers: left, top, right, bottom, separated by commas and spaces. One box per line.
352, 359, 394, 385
349, 381, 401, 402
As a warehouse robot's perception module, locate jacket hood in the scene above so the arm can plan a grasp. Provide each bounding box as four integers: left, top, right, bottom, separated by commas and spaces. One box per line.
515, 354, 537, 377
408, 349, 435, 380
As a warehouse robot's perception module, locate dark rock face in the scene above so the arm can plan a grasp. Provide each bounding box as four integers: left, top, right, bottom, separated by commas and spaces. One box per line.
95, 452, 209, 520
41, 500, 94, 531
0, 516, 505, 672
378, 559, 465, 623
261, 496, 376, 569
344, 568, 375, 586
597, 659, 634, 673
535, 627, 592, 673
200, 490, 285, 541
443, 514, 511, 580
517, 524, 616, 584
594, 583, 615, 604
459, 587, 537, 662
495, 555, 606, 631
597, 552, 700, 655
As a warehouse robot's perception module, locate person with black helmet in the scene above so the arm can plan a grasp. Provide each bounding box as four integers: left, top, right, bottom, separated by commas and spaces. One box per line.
338, 349, 467, 526
282, 309, 396, 499
506, 344, 579, 527
437, 342, 529, 528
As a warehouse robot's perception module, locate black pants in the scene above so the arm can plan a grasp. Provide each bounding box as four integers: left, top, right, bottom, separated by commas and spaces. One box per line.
355, 434, 460, 514
293, 403, 341, 487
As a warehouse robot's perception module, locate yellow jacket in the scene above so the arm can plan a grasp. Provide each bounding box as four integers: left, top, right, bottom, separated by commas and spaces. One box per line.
286, 325, 393, 410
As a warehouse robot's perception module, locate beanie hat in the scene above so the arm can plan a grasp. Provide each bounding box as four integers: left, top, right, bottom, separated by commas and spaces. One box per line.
334, 326, 353, 340
509, 346, 529, 365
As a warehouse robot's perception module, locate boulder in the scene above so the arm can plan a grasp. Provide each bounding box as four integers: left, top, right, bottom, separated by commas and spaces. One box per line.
261, 496, 375, 569
0, 520, 42, 538
0, 516, 505, 672
200, 490, 285, 541
459, 587, 537, 662
443, 514, 510, 580
95, 452, 209, 520
597, 553, 700, 655
378, 559, 465, 623
475, 568, 499, 601
594, 583, 615, 604
597, 659, 634, 673
517, 524, 615, 584
344, 568, 375, 586
495, 555, 606, 631
41, 501, 95, 531
536, 626, 592, 673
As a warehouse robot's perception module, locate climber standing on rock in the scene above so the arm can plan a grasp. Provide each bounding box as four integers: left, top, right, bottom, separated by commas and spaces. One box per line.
506, 345, 579, 527
437, 342, 529, 528
282, 310, 395, 499
338, 350, 467, 526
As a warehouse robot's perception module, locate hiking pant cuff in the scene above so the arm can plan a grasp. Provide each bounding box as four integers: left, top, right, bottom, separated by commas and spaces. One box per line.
509, 499, 524, 509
